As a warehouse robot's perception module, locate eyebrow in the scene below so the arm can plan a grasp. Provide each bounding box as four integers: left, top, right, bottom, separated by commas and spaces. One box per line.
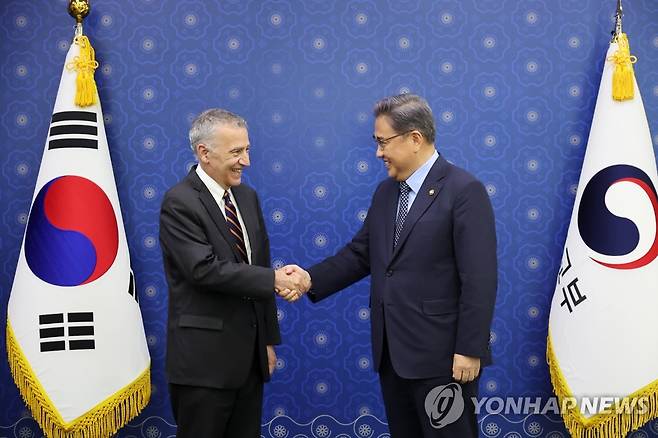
229, 144, 250, 151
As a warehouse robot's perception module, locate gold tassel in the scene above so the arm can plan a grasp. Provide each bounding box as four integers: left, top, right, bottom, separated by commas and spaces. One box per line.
6, 321, 151, 438
66, 35, 99, 107
608, 33, 637, 102
547, 333, 658, 437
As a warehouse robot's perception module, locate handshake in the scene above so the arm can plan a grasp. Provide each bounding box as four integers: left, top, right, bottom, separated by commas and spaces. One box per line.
274, 265, 311, 302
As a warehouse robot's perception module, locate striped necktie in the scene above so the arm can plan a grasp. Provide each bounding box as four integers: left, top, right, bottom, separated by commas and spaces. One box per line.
394, 181, 410, 248
222, 190, 249, 264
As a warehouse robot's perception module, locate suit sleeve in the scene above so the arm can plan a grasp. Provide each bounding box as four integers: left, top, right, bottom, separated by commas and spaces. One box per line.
159, 192, 275, 299
452, 180, 497, 359
307, 201, 372, 303
255, 191, 281, 345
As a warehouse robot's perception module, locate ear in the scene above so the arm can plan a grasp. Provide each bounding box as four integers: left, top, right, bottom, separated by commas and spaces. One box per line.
196, 143, 209, 162
410, 131, 423, 152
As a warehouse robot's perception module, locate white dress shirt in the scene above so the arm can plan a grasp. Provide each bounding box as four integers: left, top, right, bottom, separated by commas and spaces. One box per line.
397, 150, 440, 216
196, 165, 252, 264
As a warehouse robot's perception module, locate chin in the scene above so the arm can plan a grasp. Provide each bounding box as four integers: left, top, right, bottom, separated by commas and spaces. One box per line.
223, 177, 241, 188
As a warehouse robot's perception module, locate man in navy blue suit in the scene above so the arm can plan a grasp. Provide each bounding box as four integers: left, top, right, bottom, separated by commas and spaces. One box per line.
288, 94, 497, 437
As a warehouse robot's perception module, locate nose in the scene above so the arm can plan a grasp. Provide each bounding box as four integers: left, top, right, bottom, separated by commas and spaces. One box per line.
376, 147, 384, 159
239, 152, 250, 167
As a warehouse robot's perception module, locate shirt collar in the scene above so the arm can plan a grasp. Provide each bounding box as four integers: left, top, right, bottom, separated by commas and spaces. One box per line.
196, 165, 228, 201
405, 150, 439, 194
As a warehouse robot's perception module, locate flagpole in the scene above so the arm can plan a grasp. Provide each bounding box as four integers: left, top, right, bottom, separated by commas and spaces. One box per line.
606, 0, 637, 101
611, 0, 623, 42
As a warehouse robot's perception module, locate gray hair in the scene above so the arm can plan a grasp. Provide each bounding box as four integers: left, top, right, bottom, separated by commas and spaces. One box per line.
373, 94, 436, 144
189, 108, 247, 154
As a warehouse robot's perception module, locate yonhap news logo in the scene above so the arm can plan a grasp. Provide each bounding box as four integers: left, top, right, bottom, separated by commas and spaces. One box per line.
423, 383, 650, 428
471, 395, 650, 416
424, 383, 465, 429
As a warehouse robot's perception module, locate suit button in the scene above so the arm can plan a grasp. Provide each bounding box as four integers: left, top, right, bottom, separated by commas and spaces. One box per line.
385, 270, 393, 277
251, 323, 257, 328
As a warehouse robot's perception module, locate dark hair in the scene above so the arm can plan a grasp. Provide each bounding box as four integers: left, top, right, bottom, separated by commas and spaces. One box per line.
373, 94, 436, 144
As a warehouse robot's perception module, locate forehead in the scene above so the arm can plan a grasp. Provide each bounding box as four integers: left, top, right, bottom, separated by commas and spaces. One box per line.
374, 115, 395, 135
211, 124, 249, 147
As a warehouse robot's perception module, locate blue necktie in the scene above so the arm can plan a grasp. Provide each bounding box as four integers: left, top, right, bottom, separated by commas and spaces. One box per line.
394, 181, 410, 247
223, 190, 249, 264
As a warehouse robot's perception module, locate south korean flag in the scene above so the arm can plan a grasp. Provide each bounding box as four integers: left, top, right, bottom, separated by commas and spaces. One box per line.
6, 32, 150, 438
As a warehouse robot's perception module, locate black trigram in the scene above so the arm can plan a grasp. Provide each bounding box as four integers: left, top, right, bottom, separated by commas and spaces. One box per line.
127, 271, 138, 303
39, 312, 95, 352
48, 111, 98, 150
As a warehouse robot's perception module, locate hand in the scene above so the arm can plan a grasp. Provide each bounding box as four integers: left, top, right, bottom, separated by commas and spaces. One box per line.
274, 267, 304, 302
267, 345, 277, 376
452, 354, 480, 383
283, 265, 311, 293
274, 265, 311, 302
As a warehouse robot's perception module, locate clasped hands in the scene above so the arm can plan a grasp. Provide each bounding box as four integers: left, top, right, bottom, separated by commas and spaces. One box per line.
274, 265, 311, 302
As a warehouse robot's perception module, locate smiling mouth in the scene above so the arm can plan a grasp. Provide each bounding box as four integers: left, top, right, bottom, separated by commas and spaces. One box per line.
231, 168, 242, 174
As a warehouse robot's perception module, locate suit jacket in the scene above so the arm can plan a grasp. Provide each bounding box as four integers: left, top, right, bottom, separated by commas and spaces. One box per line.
159, 167, 281, 389
308, 155, 497, 379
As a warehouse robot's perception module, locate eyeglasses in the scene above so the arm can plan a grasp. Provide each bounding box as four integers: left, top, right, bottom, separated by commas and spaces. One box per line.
372, 130, 413, 150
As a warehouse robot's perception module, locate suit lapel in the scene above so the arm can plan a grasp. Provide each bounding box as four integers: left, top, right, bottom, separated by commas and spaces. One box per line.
390, 156, 449, 262
187, 168, 242, 263
232, 185, 258, 263
383, 180, 398, 260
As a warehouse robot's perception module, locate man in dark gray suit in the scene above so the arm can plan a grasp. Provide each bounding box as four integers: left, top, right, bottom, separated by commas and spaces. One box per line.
290, 94, 497, 437
159, 109, 306, 438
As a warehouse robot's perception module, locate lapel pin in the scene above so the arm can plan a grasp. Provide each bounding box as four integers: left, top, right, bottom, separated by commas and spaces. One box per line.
428, 189, 435, 196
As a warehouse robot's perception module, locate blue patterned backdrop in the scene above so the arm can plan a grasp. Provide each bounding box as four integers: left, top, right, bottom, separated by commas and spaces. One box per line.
2, 0, 658, 437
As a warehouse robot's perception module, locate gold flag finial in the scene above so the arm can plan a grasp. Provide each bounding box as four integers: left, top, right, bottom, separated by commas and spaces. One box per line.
68, 0, 90, 24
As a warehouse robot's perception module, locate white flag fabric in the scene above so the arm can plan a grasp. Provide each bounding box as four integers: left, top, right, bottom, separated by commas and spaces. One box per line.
547, 37, 658, 437
6, 35, 150, 437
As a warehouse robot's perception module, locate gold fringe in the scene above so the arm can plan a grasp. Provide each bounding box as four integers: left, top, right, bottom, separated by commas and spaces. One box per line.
608, 33, 637, 102
66, 34, 99, 107
6, 321, 151, 438
547, 333, 658, 437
